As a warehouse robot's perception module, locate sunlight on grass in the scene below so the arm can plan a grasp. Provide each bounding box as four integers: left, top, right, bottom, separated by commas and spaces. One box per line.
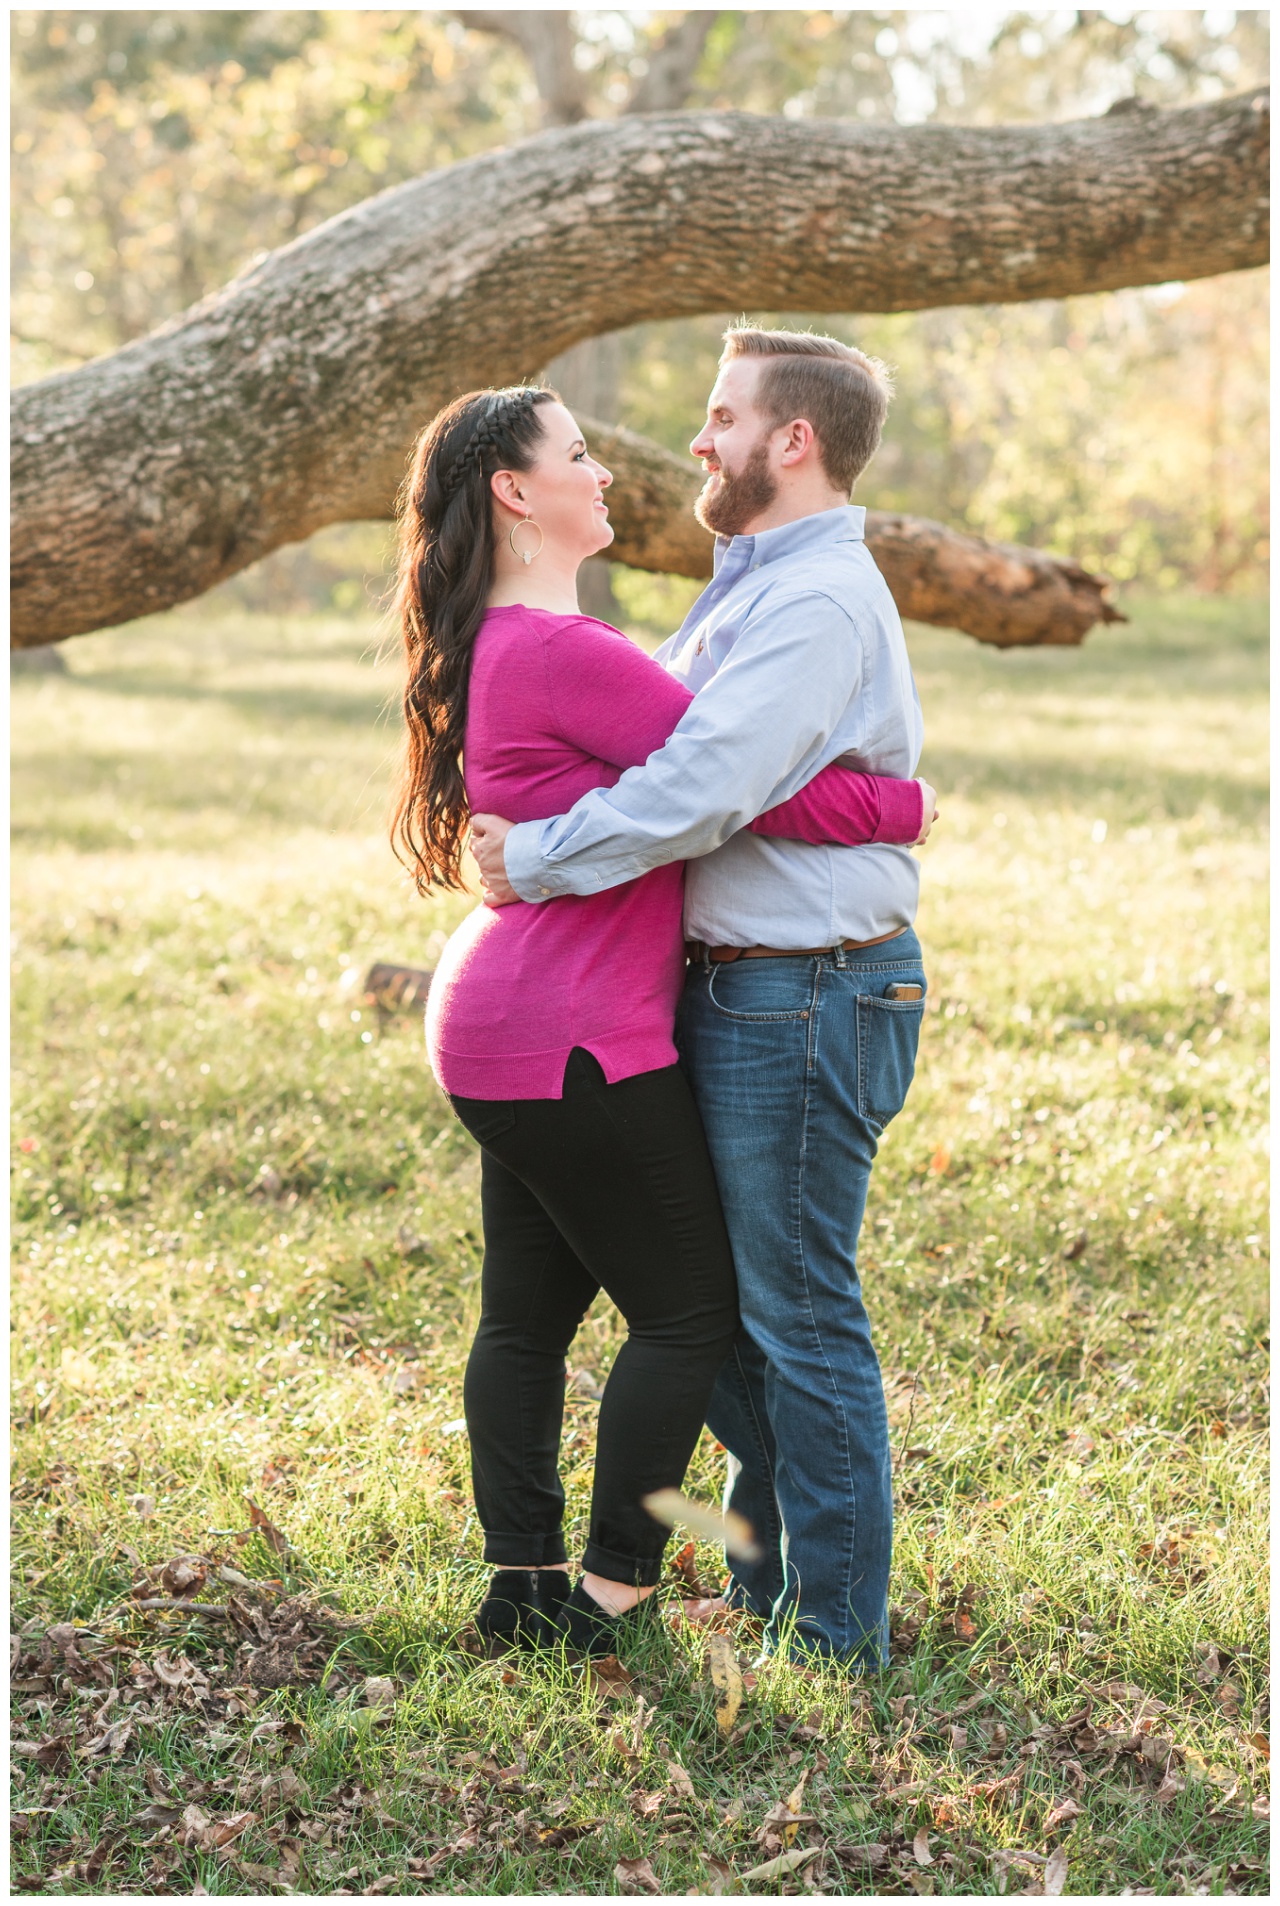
11, 595, 1268, 1895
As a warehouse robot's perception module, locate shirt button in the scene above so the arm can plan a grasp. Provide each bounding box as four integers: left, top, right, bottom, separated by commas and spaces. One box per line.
539, 886, 550, 896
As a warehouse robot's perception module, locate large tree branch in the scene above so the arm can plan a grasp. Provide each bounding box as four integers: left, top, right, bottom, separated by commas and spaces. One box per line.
11, 93, 1266, 646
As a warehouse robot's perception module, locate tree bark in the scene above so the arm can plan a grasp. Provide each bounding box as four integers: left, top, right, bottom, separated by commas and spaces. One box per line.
11, 92, 1267, 647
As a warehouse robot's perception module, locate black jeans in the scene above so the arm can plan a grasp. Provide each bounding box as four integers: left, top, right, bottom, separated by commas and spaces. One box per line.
450, 1048, 739, 1586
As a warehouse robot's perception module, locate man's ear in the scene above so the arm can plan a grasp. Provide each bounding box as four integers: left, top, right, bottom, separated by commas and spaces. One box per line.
777, 418, 817, 467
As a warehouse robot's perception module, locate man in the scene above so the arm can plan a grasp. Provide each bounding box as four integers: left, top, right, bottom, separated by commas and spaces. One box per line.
471, 327, 929, 1668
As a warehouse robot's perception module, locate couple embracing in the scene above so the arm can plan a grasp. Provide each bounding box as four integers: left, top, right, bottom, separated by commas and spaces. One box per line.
391, 327, 932, 1673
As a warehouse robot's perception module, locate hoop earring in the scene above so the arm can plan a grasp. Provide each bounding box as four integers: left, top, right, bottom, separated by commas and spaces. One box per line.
509, 516, 544, 566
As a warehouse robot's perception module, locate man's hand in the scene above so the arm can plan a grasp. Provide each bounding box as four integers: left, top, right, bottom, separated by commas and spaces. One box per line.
914, 780, 938, 847
469, 813, 520, 906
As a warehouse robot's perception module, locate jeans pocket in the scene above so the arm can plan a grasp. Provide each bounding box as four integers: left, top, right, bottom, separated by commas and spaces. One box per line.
706, 959, 816, 1022
449, 1095, 518, 1149
856, 995, 924, 1130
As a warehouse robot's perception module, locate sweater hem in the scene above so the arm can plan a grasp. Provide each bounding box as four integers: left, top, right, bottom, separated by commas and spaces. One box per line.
432, 1025, 680, 1101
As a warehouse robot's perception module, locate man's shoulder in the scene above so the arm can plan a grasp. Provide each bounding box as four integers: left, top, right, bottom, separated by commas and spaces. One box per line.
747, 544, 901, 633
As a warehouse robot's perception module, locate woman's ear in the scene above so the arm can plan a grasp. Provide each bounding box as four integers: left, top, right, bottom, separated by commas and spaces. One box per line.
490, 468, 525, 513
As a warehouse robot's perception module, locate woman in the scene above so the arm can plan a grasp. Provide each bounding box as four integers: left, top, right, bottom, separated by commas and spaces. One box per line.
391, 386, 930, 1655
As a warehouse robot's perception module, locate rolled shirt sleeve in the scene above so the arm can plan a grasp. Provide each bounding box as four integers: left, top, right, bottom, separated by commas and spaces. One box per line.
503, 589, 865, 903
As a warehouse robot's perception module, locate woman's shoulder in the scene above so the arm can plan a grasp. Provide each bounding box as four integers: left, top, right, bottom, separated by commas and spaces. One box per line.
483, 604, 628, 643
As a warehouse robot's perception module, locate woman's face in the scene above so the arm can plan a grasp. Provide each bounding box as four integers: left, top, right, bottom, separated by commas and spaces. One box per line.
493, 401, 614, 562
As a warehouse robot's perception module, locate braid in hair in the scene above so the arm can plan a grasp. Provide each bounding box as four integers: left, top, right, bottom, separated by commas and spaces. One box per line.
390, 386, 556, 892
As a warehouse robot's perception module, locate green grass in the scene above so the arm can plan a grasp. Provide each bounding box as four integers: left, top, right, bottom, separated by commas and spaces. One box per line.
11, 592, 1269, 1896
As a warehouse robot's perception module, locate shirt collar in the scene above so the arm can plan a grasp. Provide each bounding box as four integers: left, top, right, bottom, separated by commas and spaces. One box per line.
711, 503, 866, 576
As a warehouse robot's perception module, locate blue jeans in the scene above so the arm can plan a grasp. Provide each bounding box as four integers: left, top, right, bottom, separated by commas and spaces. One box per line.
677, 930, 926, 1668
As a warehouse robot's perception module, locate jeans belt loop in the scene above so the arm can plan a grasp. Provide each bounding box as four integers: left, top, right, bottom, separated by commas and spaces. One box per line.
833, 940, 848, 970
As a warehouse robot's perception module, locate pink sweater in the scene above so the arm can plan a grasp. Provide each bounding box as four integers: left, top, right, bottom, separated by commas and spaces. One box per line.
426, 607, 923, 1100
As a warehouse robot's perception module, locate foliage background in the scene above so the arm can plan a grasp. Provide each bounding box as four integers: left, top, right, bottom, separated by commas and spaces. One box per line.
10, 6, 1270, 613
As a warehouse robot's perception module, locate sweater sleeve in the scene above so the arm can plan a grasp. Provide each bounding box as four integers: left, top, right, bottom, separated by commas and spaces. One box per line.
748, 767, 924, 846
542, 617, 693, 769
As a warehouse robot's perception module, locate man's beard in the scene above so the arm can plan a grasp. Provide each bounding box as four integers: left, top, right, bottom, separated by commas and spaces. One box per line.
694, 439, 778, 537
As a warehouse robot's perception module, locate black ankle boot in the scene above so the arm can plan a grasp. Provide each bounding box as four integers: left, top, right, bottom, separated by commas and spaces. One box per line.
543, 1578, 653, 1656
537, 1569, 572, 1623
475, 1569, 543, 1649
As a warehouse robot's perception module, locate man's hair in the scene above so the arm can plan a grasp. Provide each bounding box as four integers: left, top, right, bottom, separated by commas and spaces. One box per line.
721, 326, 894, 494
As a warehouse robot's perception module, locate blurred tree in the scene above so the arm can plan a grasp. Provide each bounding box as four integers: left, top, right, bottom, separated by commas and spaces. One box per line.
10, 9, 538, 376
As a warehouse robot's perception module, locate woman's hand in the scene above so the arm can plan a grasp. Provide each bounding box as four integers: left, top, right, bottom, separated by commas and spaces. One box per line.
914, 780, 938, 846
470, 814, 520, 906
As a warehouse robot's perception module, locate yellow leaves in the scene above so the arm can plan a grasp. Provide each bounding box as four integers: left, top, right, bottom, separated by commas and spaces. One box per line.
706, 1633, 744, 1738
642, 1488, 761, 1562
59, 1345, 99, 1393
781, 1768, 809, 1846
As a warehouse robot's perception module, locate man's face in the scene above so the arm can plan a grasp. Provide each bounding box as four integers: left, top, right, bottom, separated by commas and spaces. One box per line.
690, 358, 779, 537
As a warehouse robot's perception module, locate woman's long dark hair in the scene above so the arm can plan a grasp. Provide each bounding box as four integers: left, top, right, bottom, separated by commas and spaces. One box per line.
390, 385, 557, 892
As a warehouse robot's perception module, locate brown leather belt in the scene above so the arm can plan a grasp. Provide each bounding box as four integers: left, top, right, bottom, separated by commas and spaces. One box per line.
686, 926, 907, 965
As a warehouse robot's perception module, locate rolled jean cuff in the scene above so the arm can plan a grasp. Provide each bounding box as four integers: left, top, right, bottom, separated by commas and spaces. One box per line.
582, 1540, 664, 1588
483, 1529, 568, 1567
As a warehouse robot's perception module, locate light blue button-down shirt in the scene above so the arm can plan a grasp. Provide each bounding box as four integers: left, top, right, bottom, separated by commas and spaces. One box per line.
502, 504, 925, 948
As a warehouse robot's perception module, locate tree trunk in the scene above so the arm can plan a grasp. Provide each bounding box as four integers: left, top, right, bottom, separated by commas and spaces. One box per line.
11, 92, 1267, 647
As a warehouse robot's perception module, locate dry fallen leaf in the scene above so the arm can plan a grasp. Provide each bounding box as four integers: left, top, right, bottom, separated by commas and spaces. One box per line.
614, 1855, 661, 1895
587, 1654, 635, 1703
1043, 1846, 1068, 1896
1097, 1680, 1166, 1714
85, 1718, 134, 1760
912, 1825, 934, 1866
361, 1676, 398, 1710
245, 1496, 291, 1557
671, 1540, 708, 1594
831, 1843, 889, 1871
704, 1855, 736, 1895
707, 1633, 744, 1738
781, 1768, 808, 1847
666, 1760, 696, 1800
741, 1847, 819, 1884
1044, 1796, 1082, 1832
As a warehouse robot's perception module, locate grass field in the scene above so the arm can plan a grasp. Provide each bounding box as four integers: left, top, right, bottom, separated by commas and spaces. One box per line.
11, 592, 1269, 1896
